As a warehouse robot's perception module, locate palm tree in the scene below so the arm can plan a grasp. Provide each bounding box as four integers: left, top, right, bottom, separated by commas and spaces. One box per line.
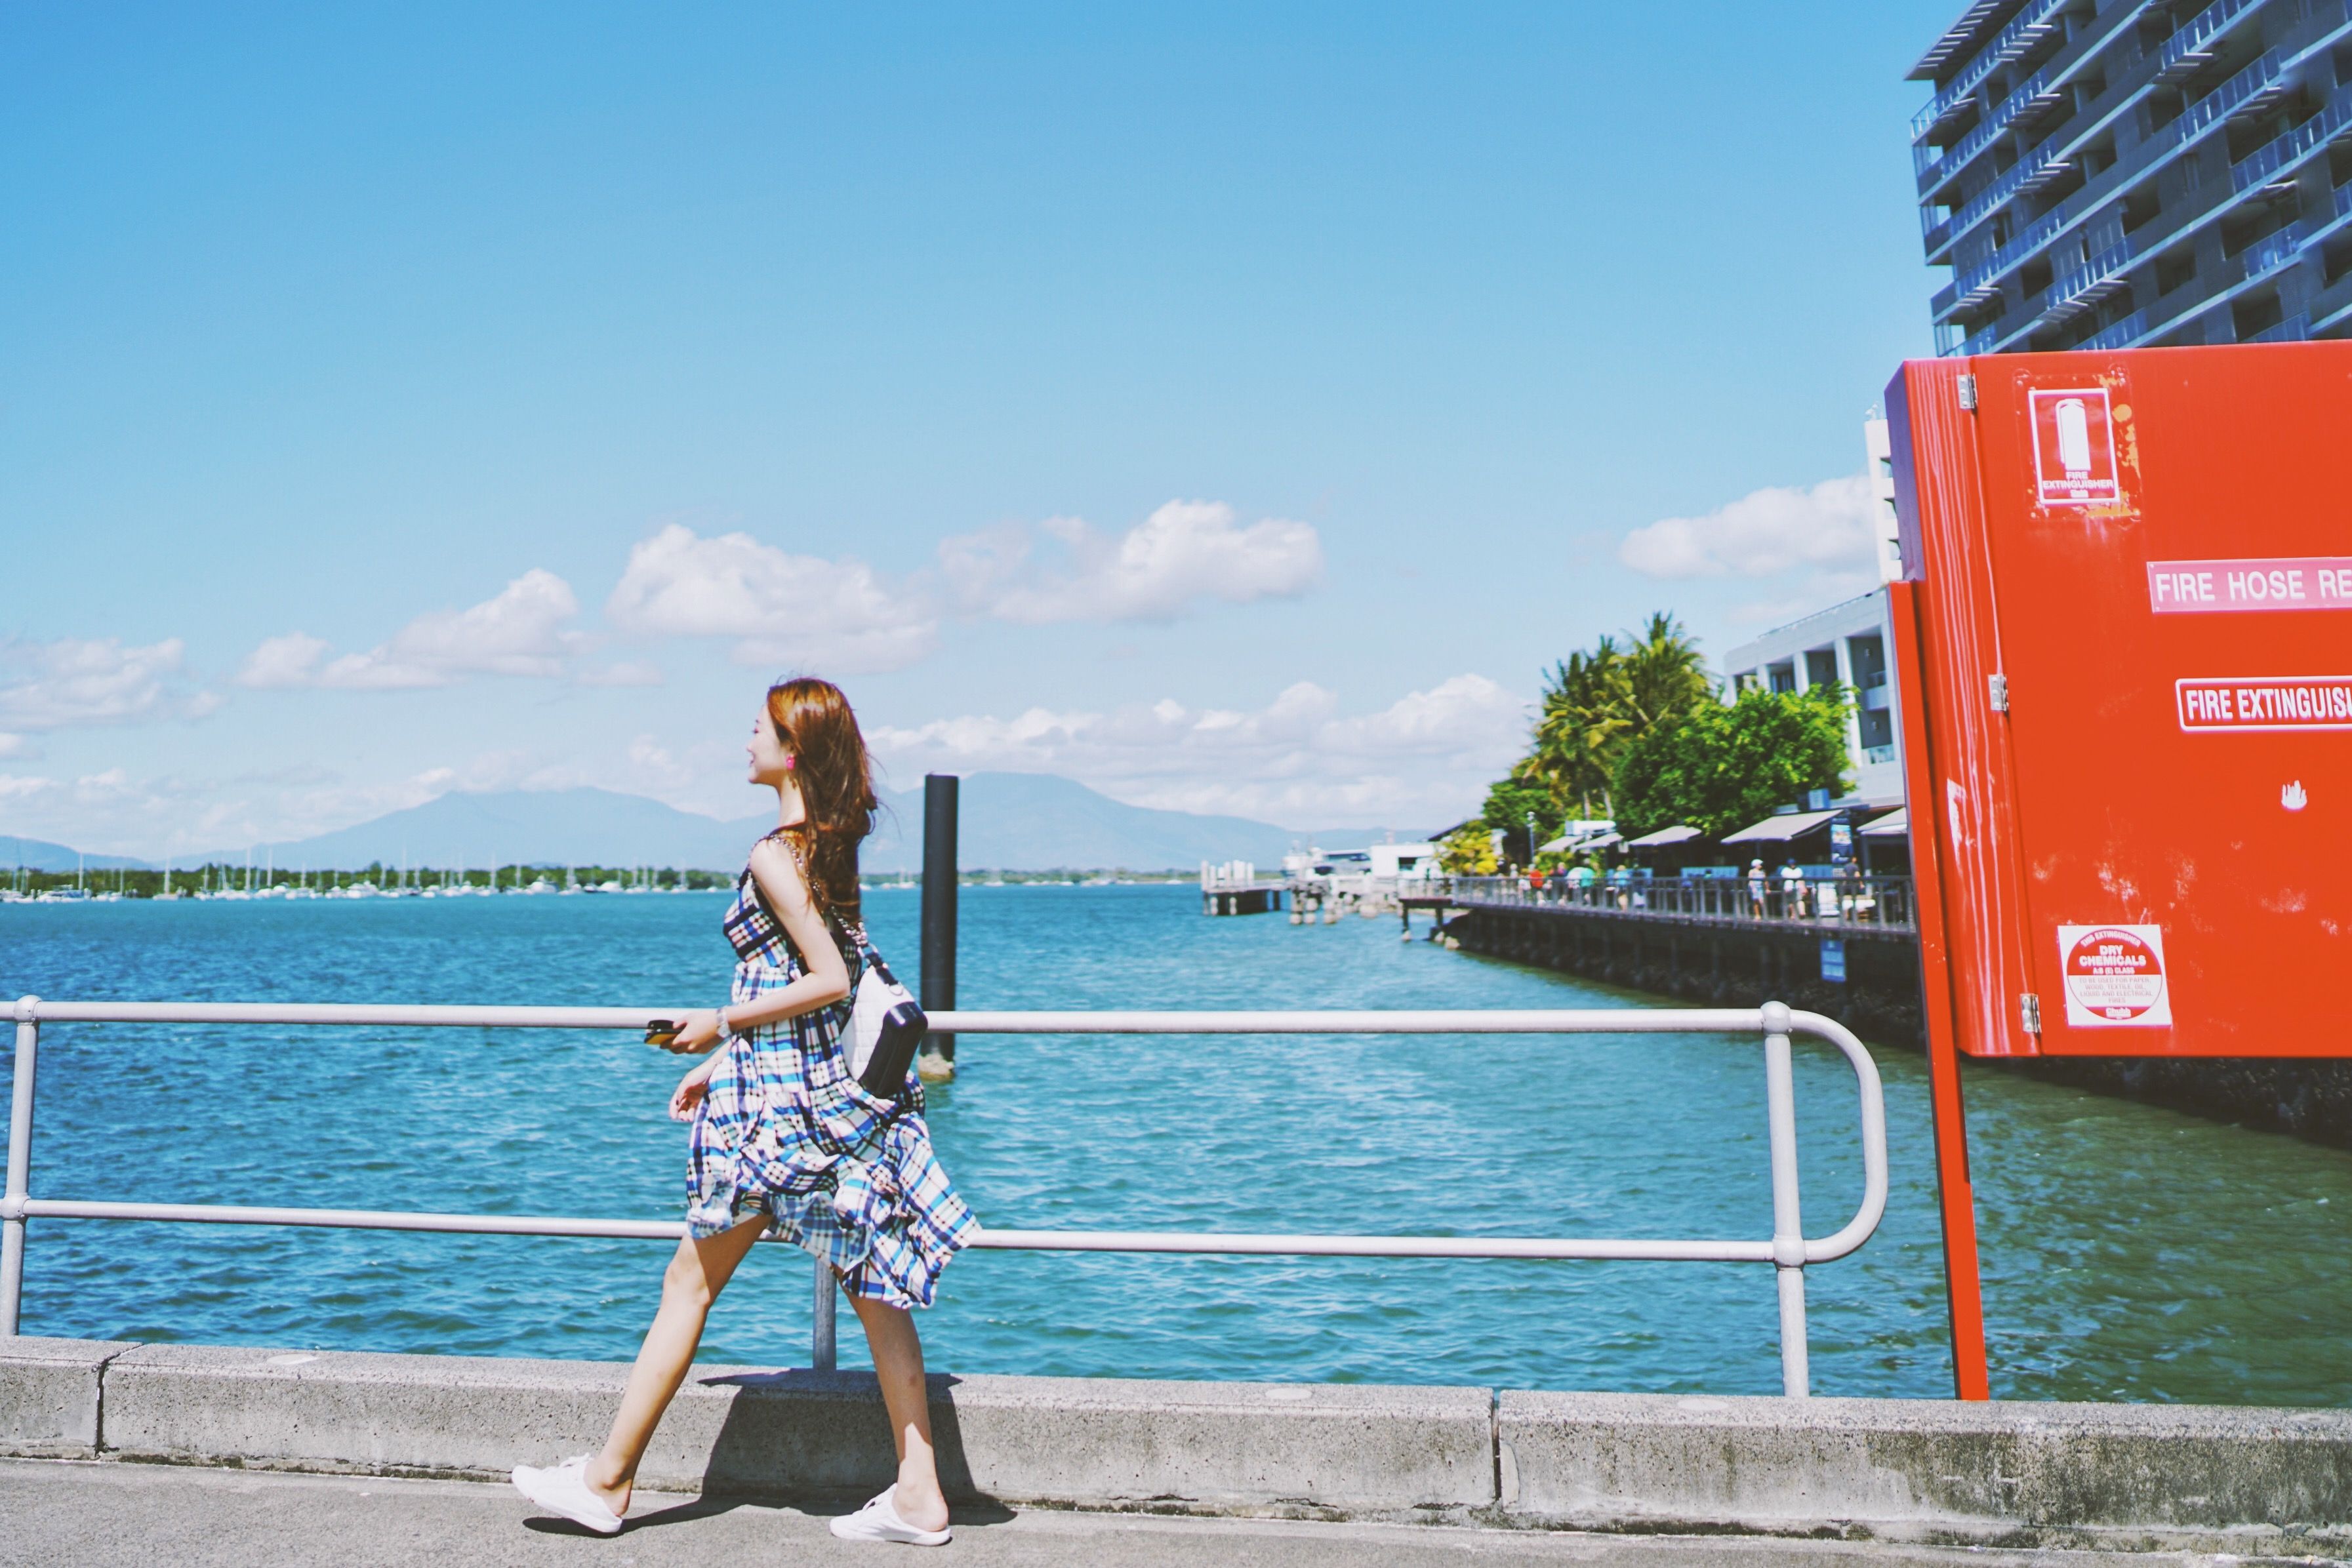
1522, 614, 1712, 820
1528, 636, 1630, 820
1619, 612, 1714, 731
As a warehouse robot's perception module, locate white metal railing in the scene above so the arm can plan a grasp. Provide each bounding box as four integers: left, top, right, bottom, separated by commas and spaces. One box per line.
0, 995, 1888, 1398
1446, 874, 1917, 933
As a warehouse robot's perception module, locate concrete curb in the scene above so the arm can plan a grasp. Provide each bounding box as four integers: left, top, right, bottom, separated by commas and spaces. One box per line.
7, 1338, 2352, 1548
1499, 1390, 2352, 1547
87, 1341, 1493, 1514
0, 1337, 134, 1457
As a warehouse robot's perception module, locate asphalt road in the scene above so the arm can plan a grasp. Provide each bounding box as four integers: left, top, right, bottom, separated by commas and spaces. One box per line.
0, 1459, 2297, 1568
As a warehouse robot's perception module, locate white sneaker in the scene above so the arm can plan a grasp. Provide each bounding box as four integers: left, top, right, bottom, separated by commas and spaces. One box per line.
510, 1454, 624, 1535
828, 1486, 952, 1546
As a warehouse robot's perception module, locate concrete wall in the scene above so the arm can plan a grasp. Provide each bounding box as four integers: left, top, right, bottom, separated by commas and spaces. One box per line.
1445, 905, 2352, 1151
1445, 905, 1924, 1045
7, 1337, 2352, 1550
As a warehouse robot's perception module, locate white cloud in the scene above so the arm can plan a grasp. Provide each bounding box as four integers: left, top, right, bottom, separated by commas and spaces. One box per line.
942, 500, 1322, 624
0, 637, 210, 731
237, 633, 331, 690
238, 570, 587, 691
868, 673, 1524, 828
1618, 473, 1877, 581
575, 660, 664, 688
0, 733, 31, 759
605, 524, 936, 675
0, 773, 58, 805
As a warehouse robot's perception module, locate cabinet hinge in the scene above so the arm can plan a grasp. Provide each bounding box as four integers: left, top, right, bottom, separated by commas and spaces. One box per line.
1957, 374, 1979, 412
1987, 672, 2010, 712
2020, 993, 2043, 1035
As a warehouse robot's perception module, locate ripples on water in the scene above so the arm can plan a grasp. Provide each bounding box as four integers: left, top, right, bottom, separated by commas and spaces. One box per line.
5, 886, 2349, 1403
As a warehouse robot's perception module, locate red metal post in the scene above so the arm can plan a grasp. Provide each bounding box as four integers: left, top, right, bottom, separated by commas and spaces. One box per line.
1889, 578, 1991, 1401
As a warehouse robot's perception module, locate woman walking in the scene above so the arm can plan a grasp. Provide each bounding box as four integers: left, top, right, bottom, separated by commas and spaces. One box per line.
514, 677, 975, 1546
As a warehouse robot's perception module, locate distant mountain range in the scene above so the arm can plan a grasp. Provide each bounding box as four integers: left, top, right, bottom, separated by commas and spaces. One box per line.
1, 836, 148, 873
57, 774, 1432, 874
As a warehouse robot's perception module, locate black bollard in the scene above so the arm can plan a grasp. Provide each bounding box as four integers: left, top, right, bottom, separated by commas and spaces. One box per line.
920, 774, 959, 1072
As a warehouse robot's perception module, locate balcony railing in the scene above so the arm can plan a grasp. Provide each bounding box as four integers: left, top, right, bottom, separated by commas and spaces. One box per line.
2248, 312, 2311, 342
1938, 319, 2002, 357
2231, 82, 2352, 194
1911, 0, 2071, 142
1936, 37, 2322, 338
1917, 65, 2058, 186
2174, 45, 2292, 145
2044, 239, 2135, 317
2082, 308, 2151, 350
1946, 144, 2063, 243
1945, 188, 2111, 306
2157, 0, 2265, 81
2242, 222, 2310, 282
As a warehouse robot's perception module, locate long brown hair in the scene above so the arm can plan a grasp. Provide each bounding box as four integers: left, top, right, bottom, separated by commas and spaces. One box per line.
767, 677, 877, 920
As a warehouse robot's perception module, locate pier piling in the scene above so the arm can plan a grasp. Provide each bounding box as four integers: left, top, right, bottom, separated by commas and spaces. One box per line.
918, 775, 958, 1082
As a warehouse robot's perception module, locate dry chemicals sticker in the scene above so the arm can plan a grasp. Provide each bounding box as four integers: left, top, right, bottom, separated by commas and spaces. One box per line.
2028, 387, 2119, 507
2147, 557, 2352, 613
2176, 675, 2352, 732
2058, 925, 2172, 1028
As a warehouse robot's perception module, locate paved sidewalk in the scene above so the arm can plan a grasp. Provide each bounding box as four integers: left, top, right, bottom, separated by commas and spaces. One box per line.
0, 1458, 2281, 1567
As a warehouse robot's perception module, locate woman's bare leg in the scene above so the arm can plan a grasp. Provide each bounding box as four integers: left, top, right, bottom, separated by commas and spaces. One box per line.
584, 1216, 767, 1513
847, 1287, 950, 1532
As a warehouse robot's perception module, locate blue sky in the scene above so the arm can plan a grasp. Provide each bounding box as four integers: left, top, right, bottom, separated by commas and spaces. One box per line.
3, 3, 1958, 856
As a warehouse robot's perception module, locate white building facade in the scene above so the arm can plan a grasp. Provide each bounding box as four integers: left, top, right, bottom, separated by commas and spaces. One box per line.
1715, 418, 1909, 809
1720, 592, 1905, 808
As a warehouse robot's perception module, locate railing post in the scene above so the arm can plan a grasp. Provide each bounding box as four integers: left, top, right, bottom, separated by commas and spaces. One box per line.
1761, 999, 1809, 1397
1, 997, 39, 1337
811, 1256, 837, 1371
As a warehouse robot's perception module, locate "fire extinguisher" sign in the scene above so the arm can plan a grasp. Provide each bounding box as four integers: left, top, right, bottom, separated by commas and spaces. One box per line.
2028, 387, 2119, 507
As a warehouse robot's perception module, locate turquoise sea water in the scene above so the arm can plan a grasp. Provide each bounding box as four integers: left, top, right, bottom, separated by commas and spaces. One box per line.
5, 885, 2350, 1403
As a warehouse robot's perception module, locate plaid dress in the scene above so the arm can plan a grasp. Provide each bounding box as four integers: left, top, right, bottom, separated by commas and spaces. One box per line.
685, 852, 975, 1309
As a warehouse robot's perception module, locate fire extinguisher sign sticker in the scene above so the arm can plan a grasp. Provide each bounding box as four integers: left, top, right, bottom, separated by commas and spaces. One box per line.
2057, 924, 2173, 1028
2027, 387, 2120, 507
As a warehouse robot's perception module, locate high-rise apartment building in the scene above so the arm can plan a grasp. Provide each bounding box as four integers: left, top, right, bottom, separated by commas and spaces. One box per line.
1914, 0, 2352, 353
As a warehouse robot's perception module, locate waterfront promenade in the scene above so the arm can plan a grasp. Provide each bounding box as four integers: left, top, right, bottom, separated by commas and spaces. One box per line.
7, 1337, 2352, 1562
0, 1461, 2259, 1568
0, 1460, 2197, 1568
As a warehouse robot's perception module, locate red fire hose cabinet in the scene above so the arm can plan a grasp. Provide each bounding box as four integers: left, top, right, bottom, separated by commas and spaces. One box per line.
1886, 343, 2351, 1060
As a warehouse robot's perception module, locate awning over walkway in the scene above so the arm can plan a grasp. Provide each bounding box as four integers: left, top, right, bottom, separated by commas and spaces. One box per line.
1720, 809, 1842, 845
1860, 807, 1909, 838
1623, 824, 1703, 849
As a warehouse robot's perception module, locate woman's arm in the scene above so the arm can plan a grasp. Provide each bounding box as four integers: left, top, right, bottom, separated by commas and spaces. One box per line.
660, 839, 853, 1056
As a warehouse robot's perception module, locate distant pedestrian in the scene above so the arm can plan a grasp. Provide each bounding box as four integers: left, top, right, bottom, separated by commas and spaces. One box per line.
1747, 858, 1766, 916
512, 677, 973, 1547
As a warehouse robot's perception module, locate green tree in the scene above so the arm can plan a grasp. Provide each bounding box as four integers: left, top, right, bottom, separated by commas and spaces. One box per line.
1480, 773, 1560, 866
1611, 686, 1854, 842
1436, 821, 1498, 875
1523, 613, 1712, 820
